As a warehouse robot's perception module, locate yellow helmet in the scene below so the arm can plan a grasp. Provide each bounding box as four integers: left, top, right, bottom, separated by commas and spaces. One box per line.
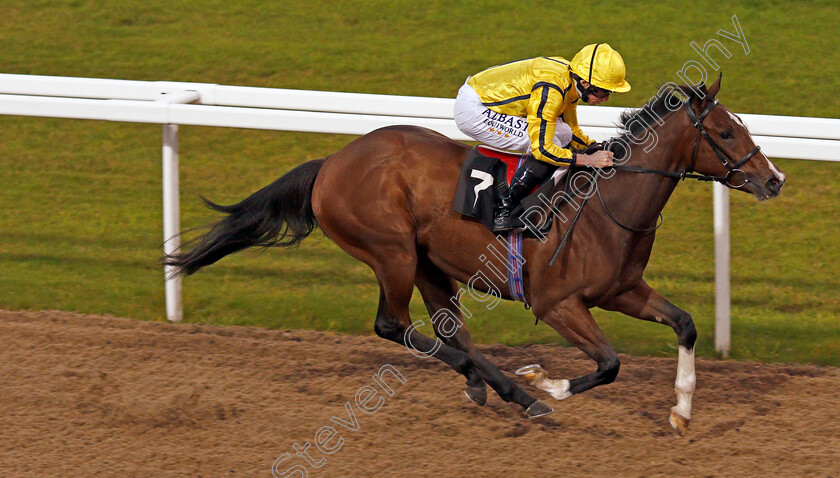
570, 43, 631, 93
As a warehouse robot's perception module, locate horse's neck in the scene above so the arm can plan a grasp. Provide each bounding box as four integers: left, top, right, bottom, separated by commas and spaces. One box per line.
592, 136, 685, 231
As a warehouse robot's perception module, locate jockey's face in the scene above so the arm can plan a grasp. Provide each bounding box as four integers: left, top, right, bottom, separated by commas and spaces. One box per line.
580, 80, 611, 105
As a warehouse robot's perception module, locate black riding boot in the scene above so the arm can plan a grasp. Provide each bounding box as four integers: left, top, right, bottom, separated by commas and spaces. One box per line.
493, 161, 550, 232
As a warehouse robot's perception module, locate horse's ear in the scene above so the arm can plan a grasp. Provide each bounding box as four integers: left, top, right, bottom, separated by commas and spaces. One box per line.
707, 72, 722, 100
693, 83, 708, 106
685, 83, 707, 113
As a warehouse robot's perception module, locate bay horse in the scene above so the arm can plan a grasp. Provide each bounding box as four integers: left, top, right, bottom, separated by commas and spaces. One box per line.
163, 76, 785, 434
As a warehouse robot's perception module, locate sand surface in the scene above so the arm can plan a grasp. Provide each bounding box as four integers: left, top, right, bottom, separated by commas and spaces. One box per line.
2, 309, 838, 477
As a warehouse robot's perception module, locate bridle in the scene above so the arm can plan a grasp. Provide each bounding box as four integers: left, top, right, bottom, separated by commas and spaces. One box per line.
683, 98, 761, 188
548, 97, 763, 266
602, 98, 762, 233
611, 98, 762, 187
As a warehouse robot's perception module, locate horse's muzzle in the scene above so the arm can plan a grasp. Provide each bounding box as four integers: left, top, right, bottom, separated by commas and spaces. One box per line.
743, 174, 785, 201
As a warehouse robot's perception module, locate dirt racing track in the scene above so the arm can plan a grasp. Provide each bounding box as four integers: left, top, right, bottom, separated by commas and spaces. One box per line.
2, 309, 838, 477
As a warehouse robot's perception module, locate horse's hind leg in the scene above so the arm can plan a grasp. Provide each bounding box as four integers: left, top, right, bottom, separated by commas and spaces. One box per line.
415, 259, 551, 417
518, 298, 620, 402
367, 252, 513, 412
600, 280, 697, 435
414, 262, 486, 405
371, 255, 472, 373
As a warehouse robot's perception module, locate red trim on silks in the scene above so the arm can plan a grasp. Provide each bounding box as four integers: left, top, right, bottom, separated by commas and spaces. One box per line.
476, 145, 529, 185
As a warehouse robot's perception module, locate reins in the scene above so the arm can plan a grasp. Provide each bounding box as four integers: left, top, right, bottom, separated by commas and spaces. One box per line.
595, 181, 664, 233
610, 164, 724, 183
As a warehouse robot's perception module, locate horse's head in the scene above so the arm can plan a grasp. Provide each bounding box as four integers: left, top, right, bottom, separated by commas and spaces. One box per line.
680, 74, 786, 200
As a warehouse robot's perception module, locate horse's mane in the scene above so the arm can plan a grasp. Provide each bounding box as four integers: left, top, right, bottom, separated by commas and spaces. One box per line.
611, 85, 698, 146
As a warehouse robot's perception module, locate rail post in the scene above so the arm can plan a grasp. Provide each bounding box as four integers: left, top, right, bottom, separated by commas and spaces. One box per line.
714, 182, 731, 357
162, 123, 183, 322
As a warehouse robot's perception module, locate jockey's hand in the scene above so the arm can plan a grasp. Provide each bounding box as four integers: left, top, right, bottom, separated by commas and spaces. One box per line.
578, 150, 614, 168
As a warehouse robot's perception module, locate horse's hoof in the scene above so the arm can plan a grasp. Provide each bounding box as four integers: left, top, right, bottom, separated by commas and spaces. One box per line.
464, 385, 487, 406
516, 364, 571, 401
515, 364, 547, 385
669, 409, 690, 436
524, 400, 554, 419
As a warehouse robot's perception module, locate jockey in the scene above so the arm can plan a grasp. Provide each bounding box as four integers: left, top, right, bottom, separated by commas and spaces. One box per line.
454, 43, 631, 231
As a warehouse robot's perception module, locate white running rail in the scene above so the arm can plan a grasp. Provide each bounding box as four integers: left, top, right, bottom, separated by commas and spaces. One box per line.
2, 74, 838, 355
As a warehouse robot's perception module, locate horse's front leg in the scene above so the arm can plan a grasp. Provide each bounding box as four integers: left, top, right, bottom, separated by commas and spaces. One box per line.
600, 280, 697, 435
517, 297, 621, 400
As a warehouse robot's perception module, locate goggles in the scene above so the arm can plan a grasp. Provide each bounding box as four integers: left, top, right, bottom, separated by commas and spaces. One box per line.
590, 86, 612, 99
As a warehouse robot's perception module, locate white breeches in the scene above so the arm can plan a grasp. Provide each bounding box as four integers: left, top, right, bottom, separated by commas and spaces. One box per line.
454, 80, 573, 153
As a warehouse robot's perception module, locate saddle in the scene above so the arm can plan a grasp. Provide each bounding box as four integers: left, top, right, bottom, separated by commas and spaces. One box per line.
453, 146, 565, 234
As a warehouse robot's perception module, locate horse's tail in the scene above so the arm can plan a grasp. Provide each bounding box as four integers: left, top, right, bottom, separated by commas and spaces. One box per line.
162, 158, 326, 276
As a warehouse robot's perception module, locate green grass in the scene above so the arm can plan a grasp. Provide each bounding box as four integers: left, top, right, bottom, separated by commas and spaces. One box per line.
1, 1, 838, 365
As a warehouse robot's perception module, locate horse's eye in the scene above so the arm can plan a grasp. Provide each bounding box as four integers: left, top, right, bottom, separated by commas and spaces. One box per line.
720, 130, 733, 140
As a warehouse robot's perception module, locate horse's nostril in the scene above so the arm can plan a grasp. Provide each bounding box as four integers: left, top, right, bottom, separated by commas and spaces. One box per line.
766, 178, 783, 193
